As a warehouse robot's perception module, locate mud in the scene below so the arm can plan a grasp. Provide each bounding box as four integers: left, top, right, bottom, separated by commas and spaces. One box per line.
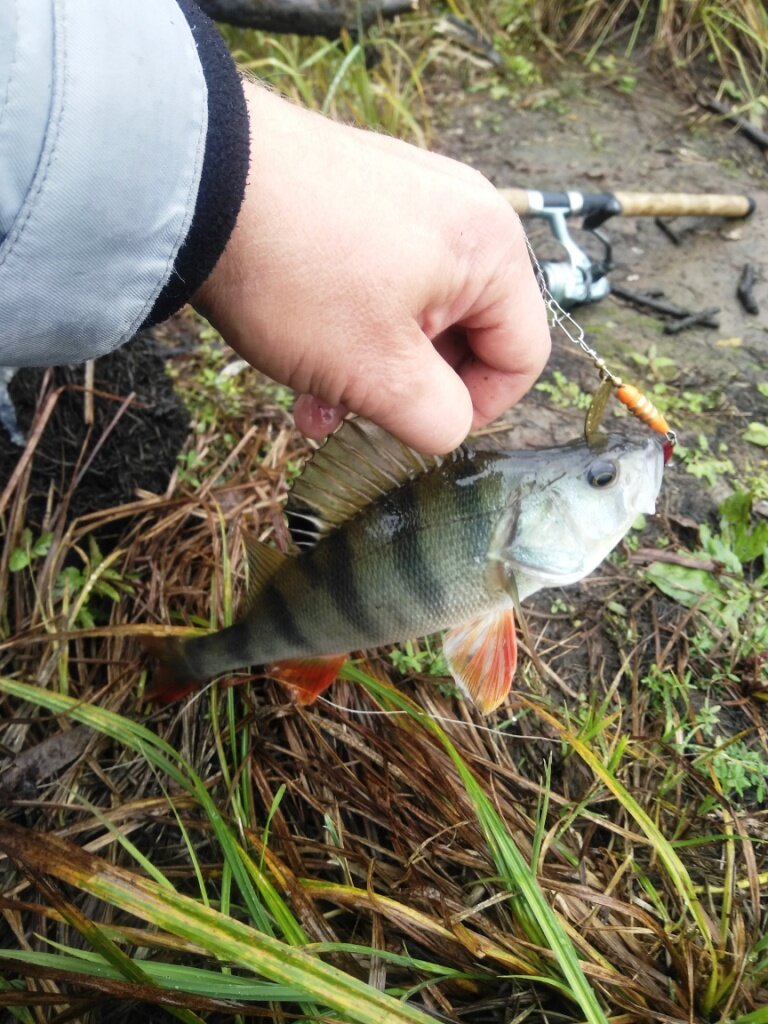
0, 334, 189, 533
429, 65, 768, 745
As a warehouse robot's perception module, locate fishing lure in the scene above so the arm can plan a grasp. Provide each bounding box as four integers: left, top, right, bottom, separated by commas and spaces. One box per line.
526, 236, 677, 456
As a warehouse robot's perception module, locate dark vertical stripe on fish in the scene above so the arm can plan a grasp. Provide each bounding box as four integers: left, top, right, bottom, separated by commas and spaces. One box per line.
391, 480, 444, 614
263, 581, 311, 651
313, 528, 380, 636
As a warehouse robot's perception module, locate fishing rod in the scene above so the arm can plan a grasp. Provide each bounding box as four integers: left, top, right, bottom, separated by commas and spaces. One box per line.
500, 187, 756, 308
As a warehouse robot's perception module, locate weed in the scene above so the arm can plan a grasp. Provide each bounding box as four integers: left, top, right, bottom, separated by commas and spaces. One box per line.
389, 635, 450, 678
535, 369, 591, 410
674, 434, 735, 487
534, 0, 768, 97
54, 536, 137, 630
744, 421, 768, 447
220, 22, 431, 143
647, 489, 767, 672
8, 528, 52, 573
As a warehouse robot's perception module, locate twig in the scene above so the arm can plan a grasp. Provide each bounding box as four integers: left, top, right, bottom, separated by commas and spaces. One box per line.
698, 94, 768, 151
628, 548, 736, 575
83, 360, 95, 425
737, 263, 760, 315
70, 391, 137, 494
654, 217, 681, 245
662, 306, 720, 335
0, 375, 59, 519
611, 285, 719, 327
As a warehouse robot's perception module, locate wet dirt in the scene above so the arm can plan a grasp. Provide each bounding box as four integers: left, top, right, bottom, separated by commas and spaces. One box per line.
0, 334, 189, 535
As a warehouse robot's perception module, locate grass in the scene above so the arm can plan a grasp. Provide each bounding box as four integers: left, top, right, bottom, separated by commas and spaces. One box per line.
1, 333, 766, 1021
2, 8, 768, 1021
534, 0, 768, 100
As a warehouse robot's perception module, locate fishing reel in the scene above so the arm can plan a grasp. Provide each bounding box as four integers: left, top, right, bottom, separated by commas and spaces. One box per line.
500, 187, 755, 310
536, 208, 612, 308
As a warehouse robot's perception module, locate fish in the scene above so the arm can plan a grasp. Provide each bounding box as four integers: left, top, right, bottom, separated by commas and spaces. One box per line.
142, 419, 665, 714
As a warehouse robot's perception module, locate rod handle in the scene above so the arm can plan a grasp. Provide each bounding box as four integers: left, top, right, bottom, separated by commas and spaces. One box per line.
500, 187, 755, 219
613, 191, 754, 218
500, 187, 538, 214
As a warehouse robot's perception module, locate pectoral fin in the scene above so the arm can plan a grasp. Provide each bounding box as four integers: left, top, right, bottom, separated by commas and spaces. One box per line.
265, 655, 347, 705
443, 607, 517, 714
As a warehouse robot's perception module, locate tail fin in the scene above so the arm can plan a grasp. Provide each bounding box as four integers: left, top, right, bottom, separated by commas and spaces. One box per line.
140, 635, 204, 703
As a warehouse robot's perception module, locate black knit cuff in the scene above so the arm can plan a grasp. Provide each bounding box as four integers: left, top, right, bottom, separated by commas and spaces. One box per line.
142, 0, 250, 328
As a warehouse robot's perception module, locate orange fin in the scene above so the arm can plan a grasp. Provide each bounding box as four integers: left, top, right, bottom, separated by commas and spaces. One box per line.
443, 607, 517, 714
265, 655, 347, 705
141, 635, 203, 703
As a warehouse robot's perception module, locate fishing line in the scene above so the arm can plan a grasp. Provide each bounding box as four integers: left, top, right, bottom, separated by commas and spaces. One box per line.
318, 694, 561, 745
524, 232, 676, 449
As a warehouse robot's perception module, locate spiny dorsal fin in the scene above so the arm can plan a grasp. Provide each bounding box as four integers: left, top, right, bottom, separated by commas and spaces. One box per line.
286, 419, 471, 549
242, 528, 289, 600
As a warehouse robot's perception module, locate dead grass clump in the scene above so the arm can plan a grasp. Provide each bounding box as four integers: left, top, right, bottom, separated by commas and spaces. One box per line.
535, 0, 768, 94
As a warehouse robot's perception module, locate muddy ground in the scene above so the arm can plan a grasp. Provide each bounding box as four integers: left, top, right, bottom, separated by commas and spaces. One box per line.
431, 64, 768, 733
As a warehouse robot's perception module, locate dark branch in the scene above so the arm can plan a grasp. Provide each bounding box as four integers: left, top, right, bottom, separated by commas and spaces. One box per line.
198, 0, 417, 37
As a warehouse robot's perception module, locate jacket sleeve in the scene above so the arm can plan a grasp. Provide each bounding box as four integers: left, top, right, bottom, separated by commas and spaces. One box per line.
0, 0, 249, 367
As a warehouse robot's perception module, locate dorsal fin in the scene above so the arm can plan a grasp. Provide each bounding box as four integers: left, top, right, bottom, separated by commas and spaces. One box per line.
286, 419, 470, 549
242, 528, 289, 600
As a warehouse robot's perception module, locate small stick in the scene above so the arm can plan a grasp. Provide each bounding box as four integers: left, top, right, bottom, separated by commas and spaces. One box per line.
654, 217, 681, 245
611, 284, 719, 326
737, 263, 760, 315
84, 360, 95, 425
663, 306, 720, 335
698, 94, 768, 151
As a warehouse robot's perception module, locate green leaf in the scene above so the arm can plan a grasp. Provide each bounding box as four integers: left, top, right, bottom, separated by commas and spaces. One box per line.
32, 531, 53, 558
8, 549, 30, 573
95, 581, 121, 602
646, 562, 723, 610
743, 422, 768, 447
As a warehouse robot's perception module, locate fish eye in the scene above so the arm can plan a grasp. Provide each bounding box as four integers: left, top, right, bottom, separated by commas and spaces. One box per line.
587, 458, 619, 489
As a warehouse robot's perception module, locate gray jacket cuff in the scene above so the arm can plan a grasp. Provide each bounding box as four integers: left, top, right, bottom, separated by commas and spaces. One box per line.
0, 0, 208, 366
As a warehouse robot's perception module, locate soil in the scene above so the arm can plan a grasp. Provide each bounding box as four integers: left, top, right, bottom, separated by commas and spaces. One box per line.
430, 65, 768, 742
0, 58, 766, 1024
0, 333, 189, 535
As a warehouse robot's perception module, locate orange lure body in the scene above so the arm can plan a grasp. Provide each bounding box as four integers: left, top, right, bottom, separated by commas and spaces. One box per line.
616, 383, 670, 436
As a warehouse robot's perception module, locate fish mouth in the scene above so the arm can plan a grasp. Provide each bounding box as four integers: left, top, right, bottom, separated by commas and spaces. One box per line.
638, 438, 666, 515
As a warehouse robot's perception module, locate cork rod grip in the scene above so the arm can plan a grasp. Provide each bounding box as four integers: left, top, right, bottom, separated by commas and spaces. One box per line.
500, 187, 536, 214
613, 191, 754, 218
499, 187, 755, 219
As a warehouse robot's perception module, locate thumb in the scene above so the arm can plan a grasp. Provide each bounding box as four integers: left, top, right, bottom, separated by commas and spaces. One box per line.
360, 334, 473, 455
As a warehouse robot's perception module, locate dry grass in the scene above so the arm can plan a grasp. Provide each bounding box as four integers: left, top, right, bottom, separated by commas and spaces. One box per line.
1, 330, 766, 1022
534, 0, 768, 96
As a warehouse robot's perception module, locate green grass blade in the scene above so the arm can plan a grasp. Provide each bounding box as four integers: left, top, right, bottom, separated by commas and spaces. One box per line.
520, 694, 721, 1011
0, 822, 441, 1024
342, 665, 609, 1024
0, 677, 273, 935
0, 977, 36, 1023
0, 950, 308, 1001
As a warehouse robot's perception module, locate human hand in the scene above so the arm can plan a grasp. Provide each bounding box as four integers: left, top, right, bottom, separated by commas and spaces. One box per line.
193, 82, 550, 455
